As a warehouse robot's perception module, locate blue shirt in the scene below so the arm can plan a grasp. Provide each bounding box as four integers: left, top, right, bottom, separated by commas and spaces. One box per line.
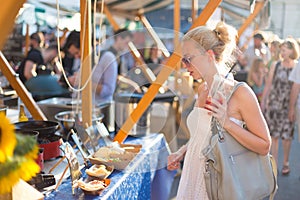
92, 51, 118, 103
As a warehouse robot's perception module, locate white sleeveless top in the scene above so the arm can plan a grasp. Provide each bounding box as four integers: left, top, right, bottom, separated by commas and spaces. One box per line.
176, 107, 244, 200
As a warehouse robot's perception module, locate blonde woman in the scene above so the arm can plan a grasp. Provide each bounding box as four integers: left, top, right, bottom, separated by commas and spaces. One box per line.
167, 22, 271, 199
261, 38, 300, 175
266, 40, 281, 70
247, 58, 268, 102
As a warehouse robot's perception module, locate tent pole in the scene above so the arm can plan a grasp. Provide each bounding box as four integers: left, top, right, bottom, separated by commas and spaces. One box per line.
174, 0, 181, 65
0, 0, 47, 120
80, 0, 92, 126
128, 42, 156, 83
25, 24, 30, 56
138, 14, 170, 58
190, 0, 222, 29
0, 0, 26, 50
174, 0, 181, 89
238, 1, 265, 39
103, 4, 119, 31
0, 52, 47, 120
192, 0, 199, 22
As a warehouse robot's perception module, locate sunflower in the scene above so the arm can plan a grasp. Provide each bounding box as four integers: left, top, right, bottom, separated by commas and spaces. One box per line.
0, 113, 40, 194
14, 133, 39, 160
0, 112, 16, 163
0, 156, 40, 194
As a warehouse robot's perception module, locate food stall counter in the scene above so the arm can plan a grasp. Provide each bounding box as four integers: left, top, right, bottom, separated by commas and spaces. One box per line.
44, 133, 176, 200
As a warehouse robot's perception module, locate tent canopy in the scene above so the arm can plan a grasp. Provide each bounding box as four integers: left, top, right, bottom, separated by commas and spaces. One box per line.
99, 0, 173, 20
14, 0, 270, 45
20, 0, 269, 32
220, 0, 270, 29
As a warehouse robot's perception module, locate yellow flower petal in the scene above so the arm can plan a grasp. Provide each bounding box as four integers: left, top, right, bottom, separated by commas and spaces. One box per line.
0, 167, 20, 194
0, 113, 39, 194
0, 113, 16, 162
0, 158, 40, 194
18, 159, 40, 181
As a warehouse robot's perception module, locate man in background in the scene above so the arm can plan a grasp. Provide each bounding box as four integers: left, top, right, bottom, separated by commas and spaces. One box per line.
106, 28, 133, 76
243, 33, 271, 70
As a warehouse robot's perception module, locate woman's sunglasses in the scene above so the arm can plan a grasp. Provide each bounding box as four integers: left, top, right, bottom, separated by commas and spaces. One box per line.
181, 56, 195, 67
181, 53, 204, 67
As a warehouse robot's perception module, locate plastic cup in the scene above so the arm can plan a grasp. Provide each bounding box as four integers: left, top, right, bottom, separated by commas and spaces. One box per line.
209, 74, 235, 102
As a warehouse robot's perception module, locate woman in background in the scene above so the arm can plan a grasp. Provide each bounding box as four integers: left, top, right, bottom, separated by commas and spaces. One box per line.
261, 38, 299, 175
247, 58, 268, 102
266, 40, 281, 70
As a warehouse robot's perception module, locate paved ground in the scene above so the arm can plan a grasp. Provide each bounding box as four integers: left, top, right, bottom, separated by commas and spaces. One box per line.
168, 131, 300, 200
273, 132, 300, 200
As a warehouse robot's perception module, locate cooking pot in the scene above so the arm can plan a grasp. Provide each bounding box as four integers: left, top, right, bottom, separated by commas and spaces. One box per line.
14, 120, 61, 161
14, 120, 59, 138
114, 90, 178, 136
39, 135, 62, 160
54, 110, 104, 132
15, 130, 39, 141
114, 92, 151, 136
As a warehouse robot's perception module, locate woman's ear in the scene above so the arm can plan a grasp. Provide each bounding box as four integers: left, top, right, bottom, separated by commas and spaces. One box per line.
207, 49, 215, 61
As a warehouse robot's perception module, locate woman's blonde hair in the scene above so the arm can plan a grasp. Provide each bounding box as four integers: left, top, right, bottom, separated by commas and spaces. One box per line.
247, 58, 265, 86
182, 22, 238, 67
270, 40, 281, 61
280, 38, 300, 60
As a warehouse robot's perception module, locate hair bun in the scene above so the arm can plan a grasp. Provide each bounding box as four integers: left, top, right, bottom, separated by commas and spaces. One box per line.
214, 29, 221, 37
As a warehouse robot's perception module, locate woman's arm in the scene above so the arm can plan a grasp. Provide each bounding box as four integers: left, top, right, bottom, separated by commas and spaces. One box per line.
207, 84, 271, 155
24, 60, 37, 80
251, 71, 264, 87
228, 86, 271, 155
53, 60, 63, 76
289, 83, 300, 122
261, 62, 276, 109
167, 143, 188, 170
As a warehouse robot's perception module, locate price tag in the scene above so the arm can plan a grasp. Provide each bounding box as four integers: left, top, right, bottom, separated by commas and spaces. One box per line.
61, 142, 82, 185
85, 124, 101, 151
75, 123, 96, 154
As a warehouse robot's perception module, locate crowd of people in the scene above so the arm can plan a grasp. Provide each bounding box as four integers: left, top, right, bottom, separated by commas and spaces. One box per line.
238, 33, 300, 176
12, 28, 142, 102
11, 27, 169, 105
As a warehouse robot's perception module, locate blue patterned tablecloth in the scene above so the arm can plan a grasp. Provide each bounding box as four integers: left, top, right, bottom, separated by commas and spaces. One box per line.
45, 133, 176, 200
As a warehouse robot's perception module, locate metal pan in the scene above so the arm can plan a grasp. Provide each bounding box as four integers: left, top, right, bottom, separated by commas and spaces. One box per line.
14, 120, 59, 137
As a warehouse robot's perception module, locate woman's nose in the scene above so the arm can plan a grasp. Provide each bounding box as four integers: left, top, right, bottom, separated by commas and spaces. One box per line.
181, 63, 187, 69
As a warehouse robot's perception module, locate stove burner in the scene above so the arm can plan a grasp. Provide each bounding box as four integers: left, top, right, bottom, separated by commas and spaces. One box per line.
38, 134, 62, 160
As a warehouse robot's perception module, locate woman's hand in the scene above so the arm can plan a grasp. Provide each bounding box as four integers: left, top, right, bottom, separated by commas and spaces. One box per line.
260, 98, 266, 112
205, 91, 229, 127
167, 144, 187, 170
288, 108, 296, 122
167, 152, 183, 170
197, 82, 209, 107
68, 72, 79, 87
